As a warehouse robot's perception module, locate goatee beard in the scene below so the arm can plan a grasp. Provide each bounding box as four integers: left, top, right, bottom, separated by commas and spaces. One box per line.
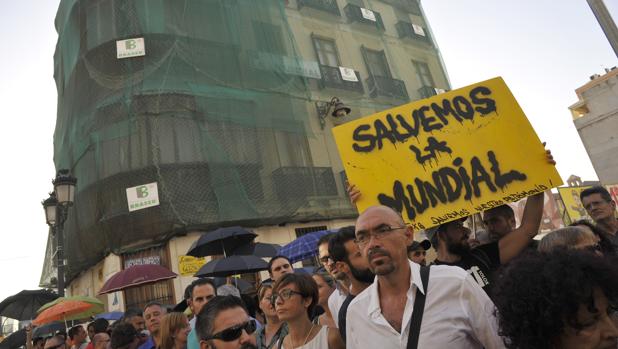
350, 265, 375, 284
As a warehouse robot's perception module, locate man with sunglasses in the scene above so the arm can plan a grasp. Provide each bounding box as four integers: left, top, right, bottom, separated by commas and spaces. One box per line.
317, 233, 349, 330
196, 296, 257, 349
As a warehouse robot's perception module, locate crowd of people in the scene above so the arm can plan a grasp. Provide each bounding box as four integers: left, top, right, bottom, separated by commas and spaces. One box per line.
23, 184, 618, 348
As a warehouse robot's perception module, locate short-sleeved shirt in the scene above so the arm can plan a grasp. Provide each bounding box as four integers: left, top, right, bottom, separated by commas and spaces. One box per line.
433, 241, 501, 293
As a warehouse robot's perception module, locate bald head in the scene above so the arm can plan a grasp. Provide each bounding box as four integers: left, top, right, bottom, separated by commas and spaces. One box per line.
356, 205, 413, 276
359, 205, 405, 225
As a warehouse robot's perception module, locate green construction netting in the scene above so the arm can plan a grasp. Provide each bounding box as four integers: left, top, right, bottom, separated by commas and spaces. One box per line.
53, 0, 447, 280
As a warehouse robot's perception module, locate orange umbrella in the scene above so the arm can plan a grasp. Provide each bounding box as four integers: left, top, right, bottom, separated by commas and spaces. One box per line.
33, 300, 94, 325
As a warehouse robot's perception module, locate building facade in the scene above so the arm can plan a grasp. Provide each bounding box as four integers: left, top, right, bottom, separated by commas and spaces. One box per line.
569, 67, 618, 185
48, 0, 450, 309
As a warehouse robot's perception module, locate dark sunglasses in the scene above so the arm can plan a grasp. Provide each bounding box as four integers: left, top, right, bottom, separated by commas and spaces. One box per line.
205, 320, 256, 342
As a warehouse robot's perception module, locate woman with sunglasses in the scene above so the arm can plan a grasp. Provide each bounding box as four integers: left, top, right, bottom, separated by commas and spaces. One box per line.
311, 271, 337, 329
255, 284, 288, 349
538, 226, 603, 255
272, 274, 344, 349
158, 313, 190, 349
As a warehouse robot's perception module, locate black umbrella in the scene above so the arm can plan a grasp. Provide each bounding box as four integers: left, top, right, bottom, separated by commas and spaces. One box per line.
32, 322, 65, 339
230, 242, 281, 258
194, 255, 268, 278
0, 328, 26, 349
0, 290, 58, 321
187, 227, 257, 257
213, 277, 253, 294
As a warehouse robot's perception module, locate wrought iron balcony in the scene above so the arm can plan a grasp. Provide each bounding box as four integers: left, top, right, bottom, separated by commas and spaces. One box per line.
367, 75, 409, 100
298, 0, 341, 16
318, 65, 364, 93
418, 86, 447, 99
343, 3, 385, 31
418, 86, 437, 99
395, 21, 431, 44
378, 0, 422, 15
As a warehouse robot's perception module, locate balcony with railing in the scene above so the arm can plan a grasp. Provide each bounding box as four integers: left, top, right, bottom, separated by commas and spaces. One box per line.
395, 21, 432, 45
418, 86, 447, 99
318, 65, 364, 93
367, 75, 408, 100
298, 0, 341, 16
344, 3, 385, 31
377, 0, 422, 15
418, 85, 437, 99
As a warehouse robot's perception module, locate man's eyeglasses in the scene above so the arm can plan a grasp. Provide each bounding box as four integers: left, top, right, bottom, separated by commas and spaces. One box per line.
270, 289, 304, 305
205, 320, 256, 342
412, 250, 426, 257
355, 225, 407, 246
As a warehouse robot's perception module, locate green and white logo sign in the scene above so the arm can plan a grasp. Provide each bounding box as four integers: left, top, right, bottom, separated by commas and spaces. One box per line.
116, 37, 146, 59
126, 182, 159, 212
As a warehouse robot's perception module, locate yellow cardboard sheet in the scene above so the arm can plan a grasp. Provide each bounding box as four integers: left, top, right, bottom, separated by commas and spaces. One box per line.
178, 255, 207, 276
333, 77, 563, 230
557, 186, 592, 223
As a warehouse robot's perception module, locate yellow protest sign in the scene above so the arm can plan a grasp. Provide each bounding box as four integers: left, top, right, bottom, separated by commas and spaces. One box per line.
333, 77, 563, 230
606, 184, 618, 207
557, 186, 592, 223
178, 255, 207, 276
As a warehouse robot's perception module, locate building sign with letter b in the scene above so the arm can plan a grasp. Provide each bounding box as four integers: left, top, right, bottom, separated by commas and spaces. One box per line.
126, 182, 159, 212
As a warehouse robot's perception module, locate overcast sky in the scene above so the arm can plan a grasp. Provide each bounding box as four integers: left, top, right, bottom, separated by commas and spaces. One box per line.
0, 0, 616, 304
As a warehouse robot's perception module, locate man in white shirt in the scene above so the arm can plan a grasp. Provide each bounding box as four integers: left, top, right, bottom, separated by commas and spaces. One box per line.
346, 205, 505, 349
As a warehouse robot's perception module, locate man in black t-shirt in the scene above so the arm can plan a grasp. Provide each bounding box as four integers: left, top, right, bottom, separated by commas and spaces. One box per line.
426, 192, 545, 293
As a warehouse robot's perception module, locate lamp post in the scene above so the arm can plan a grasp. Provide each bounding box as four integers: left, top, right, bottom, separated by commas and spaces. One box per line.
42, 169, 77, 297
315, 97, 351, 129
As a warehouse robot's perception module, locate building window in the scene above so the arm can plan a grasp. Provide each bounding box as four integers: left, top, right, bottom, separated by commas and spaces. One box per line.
312, 37, 340, 67
413, 60, 435, 87
295, 225, 328, 238
253, 22, 286, 55
362, 48, 392, 78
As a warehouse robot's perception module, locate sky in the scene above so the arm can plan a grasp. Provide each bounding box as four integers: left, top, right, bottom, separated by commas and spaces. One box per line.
0, 1, 616, 304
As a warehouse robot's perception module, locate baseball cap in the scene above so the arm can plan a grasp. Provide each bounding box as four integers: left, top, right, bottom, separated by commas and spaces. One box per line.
408, 240, 431, 251
425, 217, 468, 242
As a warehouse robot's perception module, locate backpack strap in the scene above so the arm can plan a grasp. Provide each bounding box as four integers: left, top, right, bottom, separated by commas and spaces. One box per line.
406, 265, 430, 349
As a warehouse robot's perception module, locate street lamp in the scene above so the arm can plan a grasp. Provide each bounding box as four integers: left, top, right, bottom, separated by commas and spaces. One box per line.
315, 97, 351, 129
42, 169, 77, 297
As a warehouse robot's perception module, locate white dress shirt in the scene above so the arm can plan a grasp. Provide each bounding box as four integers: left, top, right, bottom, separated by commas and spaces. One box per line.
346, 260, 506, 349
327, 285, 347, 328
